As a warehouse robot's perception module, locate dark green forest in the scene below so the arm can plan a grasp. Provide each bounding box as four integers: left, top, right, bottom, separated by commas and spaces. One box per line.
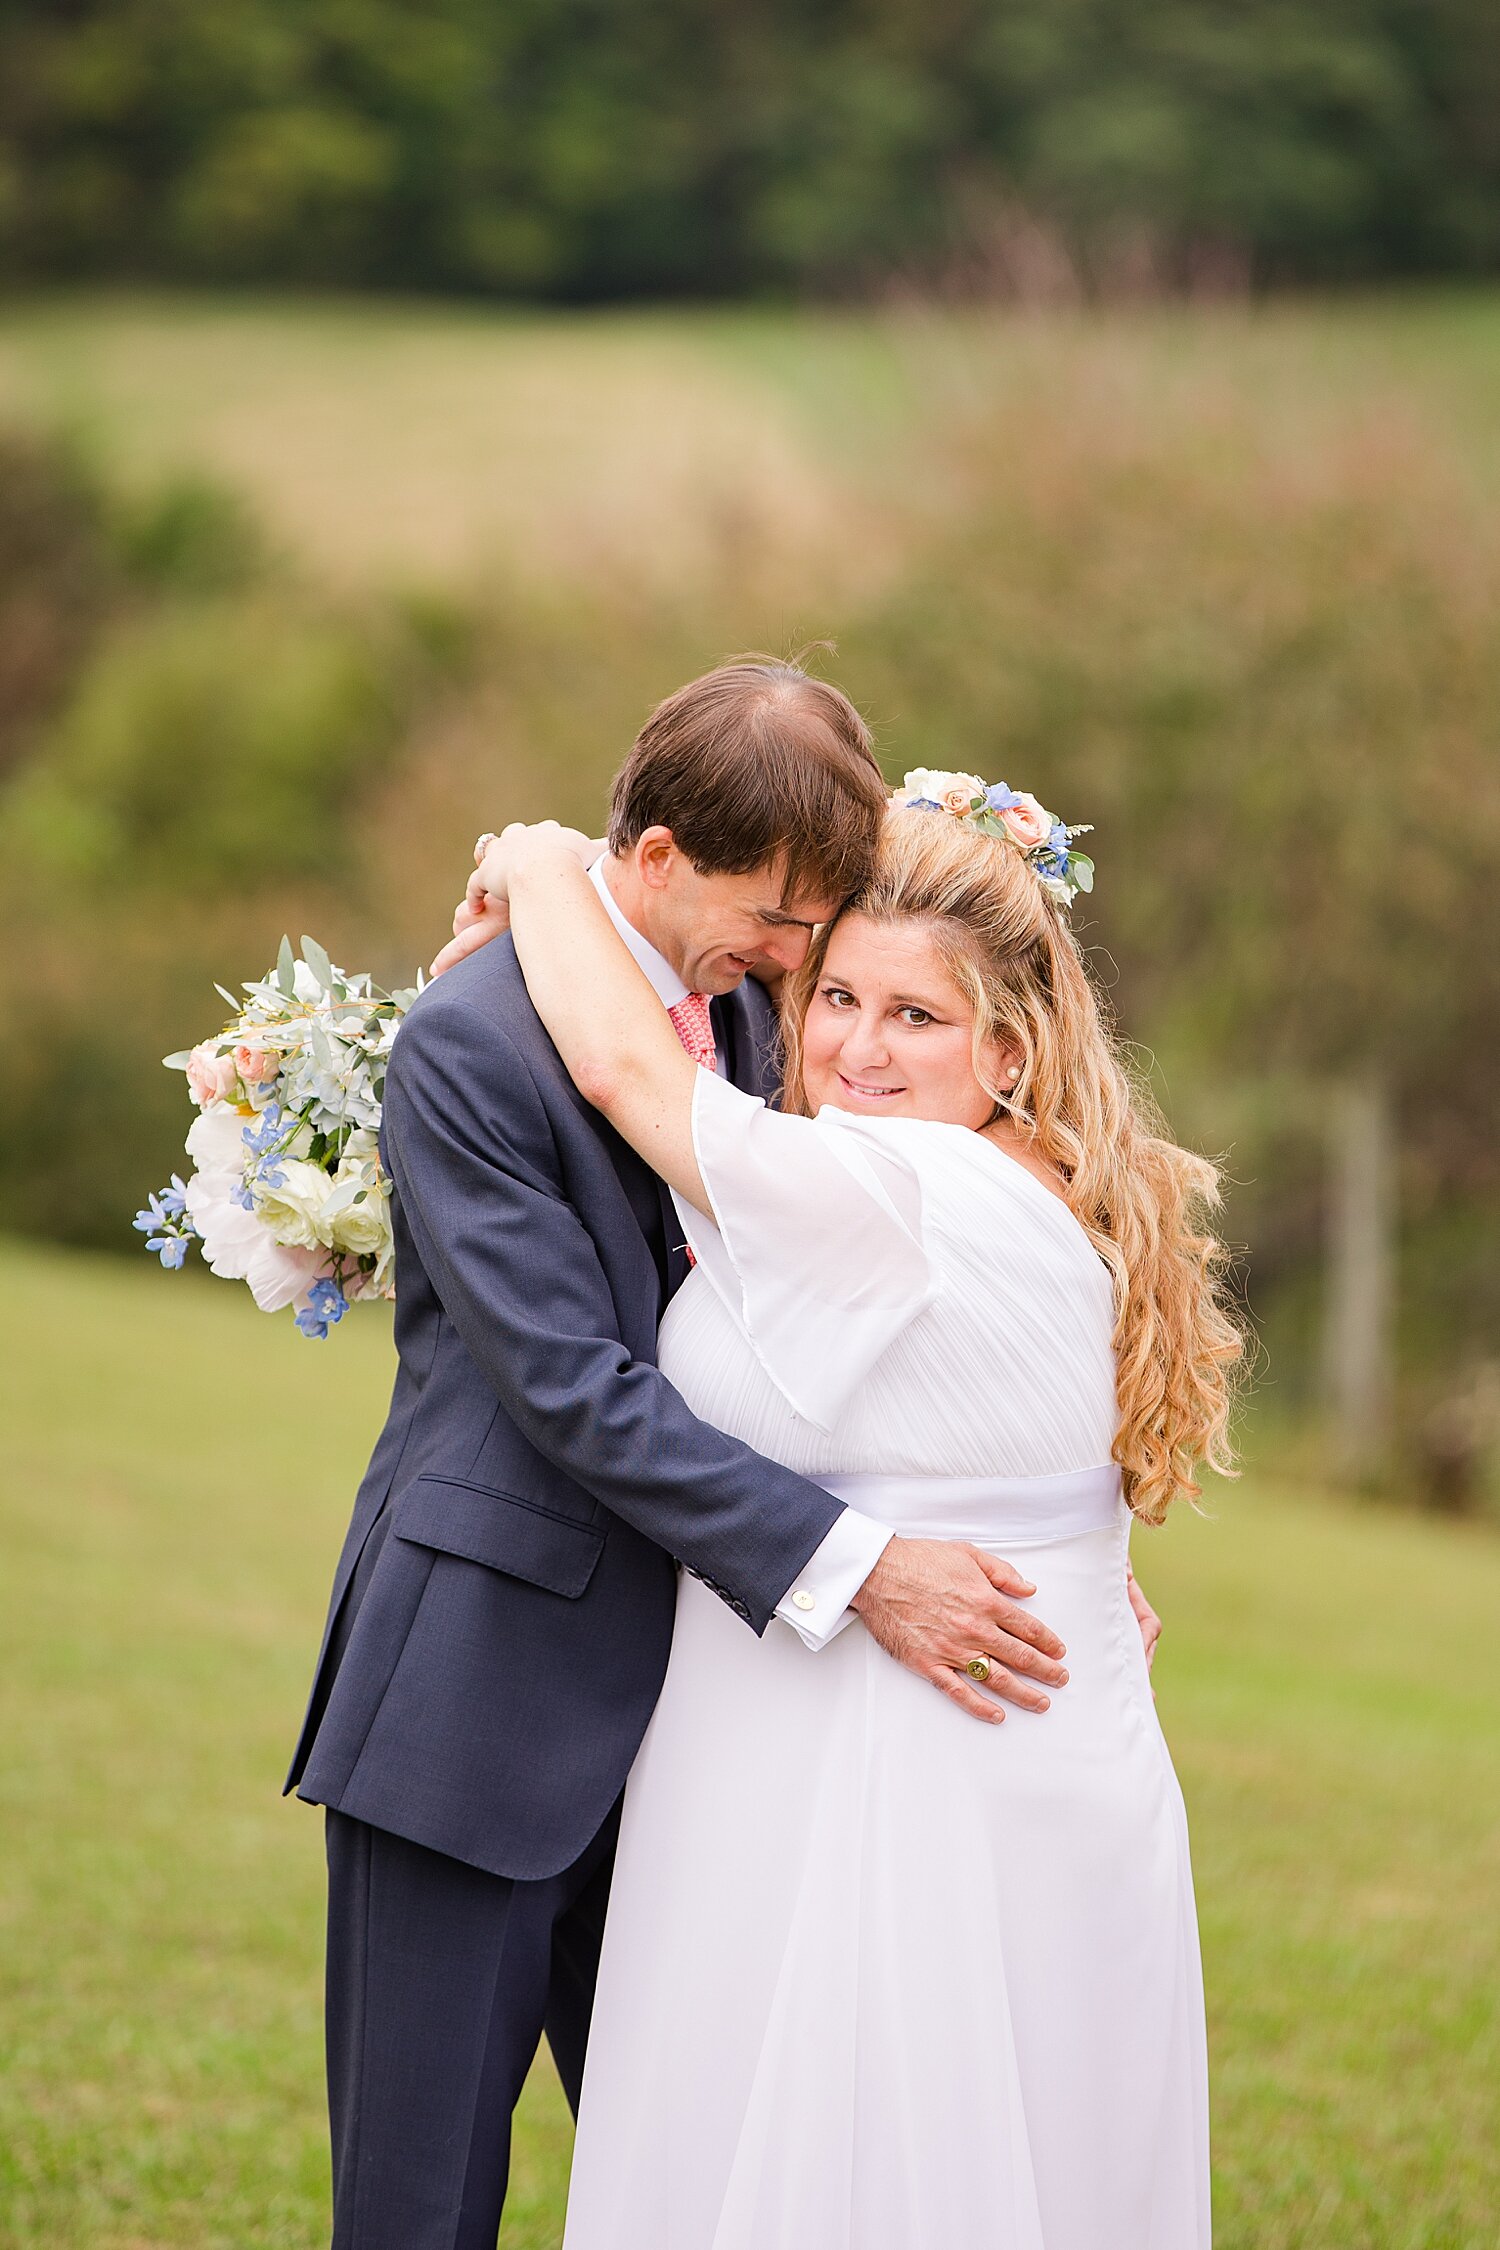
2, 0, 1499, 299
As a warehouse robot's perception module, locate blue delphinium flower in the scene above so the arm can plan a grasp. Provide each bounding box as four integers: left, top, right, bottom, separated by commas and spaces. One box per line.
295, 1277, 348, 1340
240, 1105, 293, 1197
242, 1103, 285, 1157
135, 1180, 198, 1267
906, 796, 942, 812
984, 783, 1025, 813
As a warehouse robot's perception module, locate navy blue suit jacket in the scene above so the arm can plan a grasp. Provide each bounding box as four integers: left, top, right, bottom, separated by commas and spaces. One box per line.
287, 937, 846, 1880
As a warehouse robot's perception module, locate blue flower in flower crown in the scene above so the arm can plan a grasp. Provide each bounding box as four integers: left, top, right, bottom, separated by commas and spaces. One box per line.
296, 1277, 348, 1340
1032, 820, 1074, 880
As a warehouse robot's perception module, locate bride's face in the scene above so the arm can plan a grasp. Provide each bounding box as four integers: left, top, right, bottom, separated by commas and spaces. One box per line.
800, 913, 1006, 1128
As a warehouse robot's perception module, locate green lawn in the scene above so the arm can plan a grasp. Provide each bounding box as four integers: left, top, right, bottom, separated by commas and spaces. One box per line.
3, 289, 1500, 603
1, 1237, 1497, 2248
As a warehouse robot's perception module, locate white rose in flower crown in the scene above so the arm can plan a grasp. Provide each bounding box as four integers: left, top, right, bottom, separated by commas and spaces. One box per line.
254, 1159, 336, 1250
901, 768, 986, 813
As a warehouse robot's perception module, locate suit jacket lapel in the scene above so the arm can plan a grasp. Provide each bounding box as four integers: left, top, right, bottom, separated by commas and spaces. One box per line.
713, 980, 782, 1104
555, 982, 783, 1319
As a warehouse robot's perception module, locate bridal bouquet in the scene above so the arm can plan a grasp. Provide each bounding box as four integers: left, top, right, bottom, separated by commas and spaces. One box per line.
135, 937, 421, 1338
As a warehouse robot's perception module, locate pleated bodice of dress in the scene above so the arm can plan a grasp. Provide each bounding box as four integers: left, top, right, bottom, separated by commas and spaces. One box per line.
659, 1093, 1120, 1486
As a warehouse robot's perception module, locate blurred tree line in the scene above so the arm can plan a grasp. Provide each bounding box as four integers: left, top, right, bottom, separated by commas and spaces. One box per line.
1, 0, 1498, 299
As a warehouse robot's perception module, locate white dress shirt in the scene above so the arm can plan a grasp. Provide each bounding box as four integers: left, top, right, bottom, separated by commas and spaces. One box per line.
589, 857, 892, 1647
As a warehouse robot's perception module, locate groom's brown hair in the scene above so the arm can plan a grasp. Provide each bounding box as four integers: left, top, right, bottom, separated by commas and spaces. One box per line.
609, 658, 888, 906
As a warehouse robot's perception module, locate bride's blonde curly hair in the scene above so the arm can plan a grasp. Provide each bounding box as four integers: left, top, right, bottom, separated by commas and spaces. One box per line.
779, 809, 1243, 1523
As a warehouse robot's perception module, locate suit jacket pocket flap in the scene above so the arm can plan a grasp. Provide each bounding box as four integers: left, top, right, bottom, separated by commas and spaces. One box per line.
394, 1477, 605, 1600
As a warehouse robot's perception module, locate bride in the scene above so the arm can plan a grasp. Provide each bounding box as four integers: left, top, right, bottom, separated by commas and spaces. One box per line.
444, 786, 1239, 2249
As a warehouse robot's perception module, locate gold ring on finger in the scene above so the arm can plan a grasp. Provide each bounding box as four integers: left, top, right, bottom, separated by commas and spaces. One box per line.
965, 1654, 993, 1684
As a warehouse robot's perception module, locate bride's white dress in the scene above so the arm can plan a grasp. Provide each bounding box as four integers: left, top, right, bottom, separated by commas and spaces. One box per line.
561, 1073, 1211, 2250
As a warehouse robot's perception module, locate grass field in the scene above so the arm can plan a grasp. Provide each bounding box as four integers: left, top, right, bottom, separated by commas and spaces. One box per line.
3, 290, 1500, 606
1, 1237, 1498, 2248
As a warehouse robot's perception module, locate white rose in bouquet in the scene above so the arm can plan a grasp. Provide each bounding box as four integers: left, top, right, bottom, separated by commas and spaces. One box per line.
254, 1159, 337, 1251
326, 1164, 392, 1262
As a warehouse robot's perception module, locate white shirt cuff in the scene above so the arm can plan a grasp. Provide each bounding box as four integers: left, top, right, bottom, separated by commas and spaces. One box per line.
775, 1507, 893, 1650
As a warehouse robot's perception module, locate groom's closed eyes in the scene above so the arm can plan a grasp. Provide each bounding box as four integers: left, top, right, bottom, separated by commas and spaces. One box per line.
757, 907, 824, 933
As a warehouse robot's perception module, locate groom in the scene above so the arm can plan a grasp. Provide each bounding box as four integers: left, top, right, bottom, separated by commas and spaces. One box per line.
288, 660, 1081, 2249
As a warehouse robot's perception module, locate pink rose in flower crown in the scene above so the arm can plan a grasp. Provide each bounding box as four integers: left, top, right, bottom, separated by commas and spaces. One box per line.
997, 793, 1052, 850
234, 1041, 280, 1086
940, 780, 985, 815
185, 1043, 238, 1108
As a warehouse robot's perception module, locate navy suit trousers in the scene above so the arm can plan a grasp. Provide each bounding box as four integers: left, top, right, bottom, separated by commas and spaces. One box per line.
325, 1798, 619, 2250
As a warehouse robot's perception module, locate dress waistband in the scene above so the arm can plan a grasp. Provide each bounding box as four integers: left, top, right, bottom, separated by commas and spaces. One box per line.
817, 1464, 1124, 1547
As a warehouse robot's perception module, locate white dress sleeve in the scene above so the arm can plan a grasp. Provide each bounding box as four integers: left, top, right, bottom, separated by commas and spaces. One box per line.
671, 1070, 939, 1433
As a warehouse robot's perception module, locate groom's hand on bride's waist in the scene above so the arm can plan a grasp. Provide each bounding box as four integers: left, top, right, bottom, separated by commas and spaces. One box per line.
850, 1539, 1070, 1725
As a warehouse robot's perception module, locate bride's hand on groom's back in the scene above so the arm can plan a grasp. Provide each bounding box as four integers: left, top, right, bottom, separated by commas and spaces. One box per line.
431, 892, 510, 976
430, 821, 602, 975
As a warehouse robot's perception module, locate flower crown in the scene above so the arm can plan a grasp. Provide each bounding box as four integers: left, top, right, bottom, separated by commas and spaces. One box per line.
893, 769, 1095, 908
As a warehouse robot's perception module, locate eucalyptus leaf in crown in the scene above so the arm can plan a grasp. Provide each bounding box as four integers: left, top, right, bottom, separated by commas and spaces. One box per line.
134, 938, 422, 1338
895, 770, 1095, 907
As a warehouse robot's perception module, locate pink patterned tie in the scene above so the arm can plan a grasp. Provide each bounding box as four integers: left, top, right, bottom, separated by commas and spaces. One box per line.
666, 995, 715, 1267
667, 992, 718, 1074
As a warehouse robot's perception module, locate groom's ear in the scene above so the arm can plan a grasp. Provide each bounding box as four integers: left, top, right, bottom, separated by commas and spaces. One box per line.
633, 827, 682, 891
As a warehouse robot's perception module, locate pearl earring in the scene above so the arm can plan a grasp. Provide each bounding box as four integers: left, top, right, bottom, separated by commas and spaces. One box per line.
1006, 1065, 1020, 1081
